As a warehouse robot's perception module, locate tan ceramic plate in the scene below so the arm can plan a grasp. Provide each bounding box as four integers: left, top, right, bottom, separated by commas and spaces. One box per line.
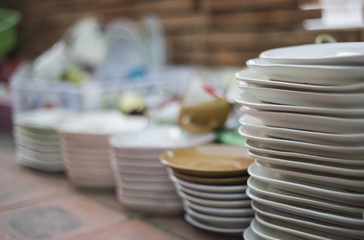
172, 170, 248, 185
160, 144, 254, 177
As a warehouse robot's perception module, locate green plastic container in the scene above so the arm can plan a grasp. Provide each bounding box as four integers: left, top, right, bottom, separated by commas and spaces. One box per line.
0, 8, 21, 57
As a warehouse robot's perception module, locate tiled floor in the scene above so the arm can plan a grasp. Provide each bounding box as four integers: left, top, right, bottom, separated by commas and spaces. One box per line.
0, 131, 241, 240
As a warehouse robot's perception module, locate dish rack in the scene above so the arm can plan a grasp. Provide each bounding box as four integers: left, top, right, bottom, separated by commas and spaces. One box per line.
10, 65, 192, 114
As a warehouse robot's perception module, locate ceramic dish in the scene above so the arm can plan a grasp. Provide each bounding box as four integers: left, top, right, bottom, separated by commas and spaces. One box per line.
246, 140, 364, 167
248, 178, 363, 218
243, 226, 264, 240
246, 58, 364, 85
110, 124, 215, 151
118, 173, 171, 183
16, 155, 63, 172
237, 93, 364, 117
185, 207, 252, 229
243, 109, 364, 134
184, 200, 254, 217
120, 180, 176, 192
169, 174, 247, 193
115, 159, 163, 168
238, 84, 364, 108
117, 165, 168, 175
252, 202, 364, 239
117, 187, 179, 200
113, 148, 162, 160
240, 114, 364, 146
247, 188, 364, 228
184, 214, 244, 235
161, 144, 253, 177
172, 170, 248, 185
255, 212, 346, 240
14, 132, 60, 146
16, 146, 62, 163
15, 138, 61, 153
259, 42, 364, 65
64, 160, 111, 170
235, 68, 364, 92
15, 126, 60, 138
248, 163, 364, 207
250, 218, 304, 240
177, 191, 251, 208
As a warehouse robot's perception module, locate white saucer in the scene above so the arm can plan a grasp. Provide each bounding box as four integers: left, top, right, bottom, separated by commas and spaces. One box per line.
184, 200, 254, 217
250, 218, 304, 240
243, 226, 264, 240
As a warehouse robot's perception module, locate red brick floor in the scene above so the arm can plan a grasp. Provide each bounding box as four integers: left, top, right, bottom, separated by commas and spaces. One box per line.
0, 131, 241, 240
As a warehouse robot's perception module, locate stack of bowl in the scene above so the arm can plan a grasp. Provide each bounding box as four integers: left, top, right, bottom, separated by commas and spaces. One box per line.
58, 111, 148, 188
235, 42, 364, 239
161, 144, 254, 235
109, 124, 215, 214
14, 109, 72, 171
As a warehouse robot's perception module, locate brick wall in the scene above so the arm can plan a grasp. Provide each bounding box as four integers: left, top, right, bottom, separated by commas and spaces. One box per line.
2, 0, 362, 66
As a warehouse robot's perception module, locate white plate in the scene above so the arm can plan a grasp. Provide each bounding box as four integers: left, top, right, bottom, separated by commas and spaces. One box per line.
169, 174, 247, 193
248, 178, 363, 218
112, 148, 162, 160
255, 213, 338, 240
117, 187, 179, 200
178, 191, 251, 208
110, 124, 215, 150
185, 206, 252, 229
15, 138, 61, 153
240, 114, 364, 146
14, 129, 60, 144
240, 128, 364, 160
237, 93, 364, 117
120, 181, 175, 192
247, 187, 364, 228
246, 139, 364, 167
116, 164, 168, 175
252, 202, 364, 239
248, 163, 364, 207
15, 126, 60, 139
243, 227, 264, 240
118, 173, 171, 183
184, 214, 244, 235
175, 183, 248, 200
184, 200, 254, 217
238, 84, 364, 108
250, 218, 305, 240
243, 109, 364, 134
16, 155, 64, 172
259, 42, 364, 65
246, 58, 364, 85
235, 68, 364, 92
16, 146, 62, 163
114, 158, 163, 168
252, 152, 364, 177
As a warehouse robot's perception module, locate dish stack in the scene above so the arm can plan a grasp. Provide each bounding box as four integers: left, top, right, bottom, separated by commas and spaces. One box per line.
109, 124, 215, 214
161, 144, 255, 235
235, 42, 364, 239
58, 111, 148, 188
13, 109, 72, 171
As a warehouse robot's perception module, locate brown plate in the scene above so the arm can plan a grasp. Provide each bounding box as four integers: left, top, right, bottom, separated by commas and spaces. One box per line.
160, 144, 254, 177
172, 170, 248, 185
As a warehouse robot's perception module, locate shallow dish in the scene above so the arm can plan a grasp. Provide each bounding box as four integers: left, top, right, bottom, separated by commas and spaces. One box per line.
243, 226, 264, 240
184, 200, 254, 217
250, 218, 305, 240
161, 144, 253, 177
172, 170, 248, 185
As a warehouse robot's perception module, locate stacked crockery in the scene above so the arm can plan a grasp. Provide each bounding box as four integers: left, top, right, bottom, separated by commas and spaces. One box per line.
14, 109, 73, 171
235, 42, 364, 239
110, 124, 215, 214
161, 144, 255, 235
58, 111, 148, 188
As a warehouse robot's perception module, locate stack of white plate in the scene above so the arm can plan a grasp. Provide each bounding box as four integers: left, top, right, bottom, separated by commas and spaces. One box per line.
235, 42, 364, 240
14, 109, 73, 171
161, 144, 255, 235
58, 111, 148, 188
109, 124, 215, 214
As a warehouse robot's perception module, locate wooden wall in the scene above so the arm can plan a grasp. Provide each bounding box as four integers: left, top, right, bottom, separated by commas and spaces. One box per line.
2, 0, 362, 67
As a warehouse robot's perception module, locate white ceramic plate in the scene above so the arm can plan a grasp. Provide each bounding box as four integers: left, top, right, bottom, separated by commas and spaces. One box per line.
184, 200, 254, 217
252, 202, 364, 239
246, 58, 364, 85
247, 187, 364, 228
14, 131, 60, 145
169, 174, 247, 193
250, 218, 305, 240
246, 140, 364, 167
248, 163, 364, 207
243, 109, 364, 134
15, 138, 61, 153
238, 84, 364, 108
114, 158, 163, 168
185, 206, 252, 229
16, 146, 62, 163
243, 226, 264, 240
235, 68, 364, 92
259, 42, 364, 65
16, 154, 64, 172
15, 126, 60, 139
255, 213, 338, 240
117, 187, 179, 200
112, 148, 162, 160
120, 180, 175, 192
184, 214, 245, 235
110, 124, 215, 150
240, 114, 364, 146
118, 173, 171, 183
248, 177, 363, 218
236, 93, 364, 117
240, 128, 364, 160
178, 191, 251, 208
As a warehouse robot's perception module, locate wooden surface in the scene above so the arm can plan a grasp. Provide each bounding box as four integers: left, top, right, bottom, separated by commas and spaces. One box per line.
2, 0, 362, 66
0, 130, 242, 240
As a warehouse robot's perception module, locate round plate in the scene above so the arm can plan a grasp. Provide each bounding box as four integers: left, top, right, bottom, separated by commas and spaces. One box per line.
172, 170, 248, 185
184, 200, 254, 217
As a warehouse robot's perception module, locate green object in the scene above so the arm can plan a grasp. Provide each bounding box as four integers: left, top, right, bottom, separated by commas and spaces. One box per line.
216, 130, 245, 147
118, 91, 145, 114
0, 8, 21, 57
315, 33, 337, 44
